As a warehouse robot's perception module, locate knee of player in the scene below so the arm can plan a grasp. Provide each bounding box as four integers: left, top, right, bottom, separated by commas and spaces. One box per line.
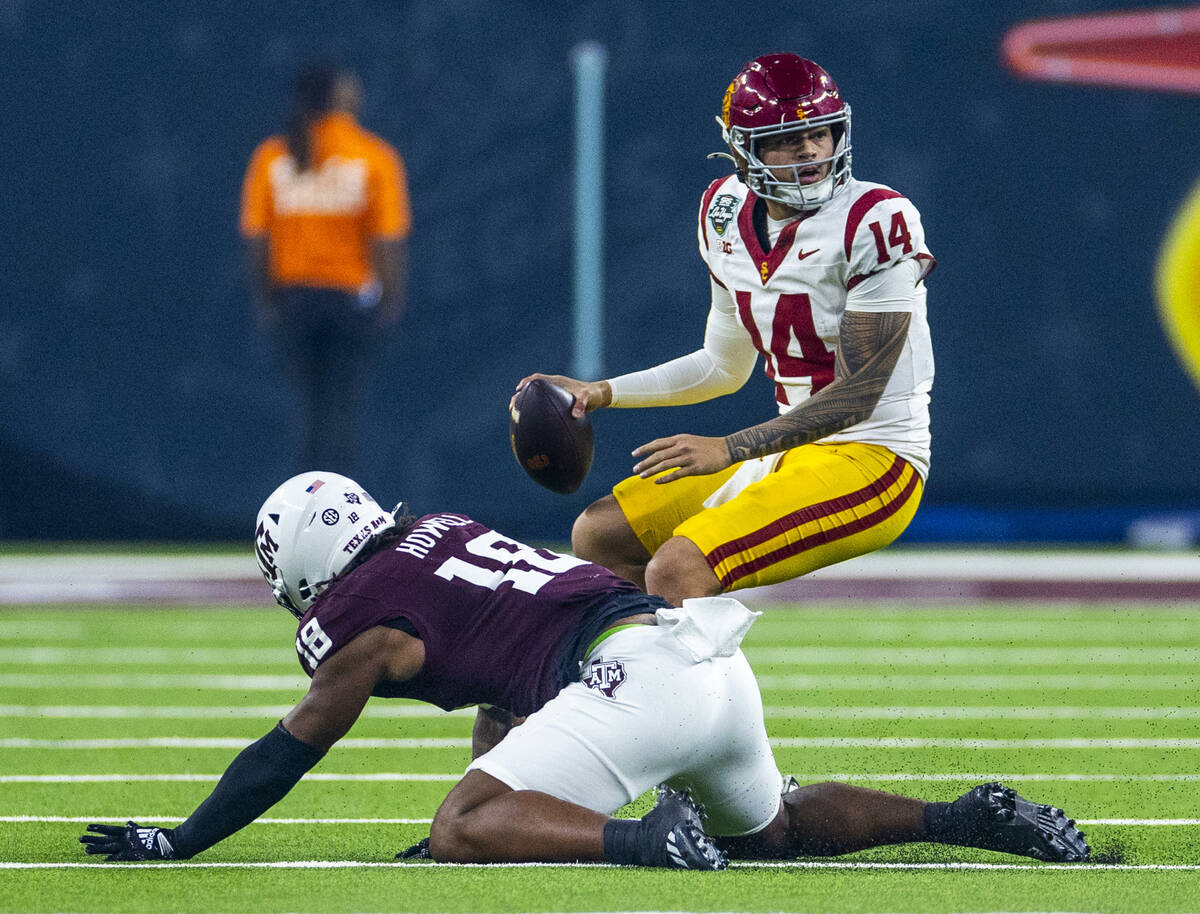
570, 507, 602, 561
570, 496, 627, 561
644, 540, 721, 603
428, 808, 473, 862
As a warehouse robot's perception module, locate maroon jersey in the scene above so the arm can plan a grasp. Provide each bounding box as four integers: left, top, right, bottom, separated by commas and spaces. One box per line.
294, 513, 652, 717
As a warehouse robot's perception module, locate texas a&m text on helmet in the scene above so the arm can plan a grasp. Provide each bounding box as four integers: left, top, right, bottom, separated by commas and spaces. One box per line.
717, 54, 852, 210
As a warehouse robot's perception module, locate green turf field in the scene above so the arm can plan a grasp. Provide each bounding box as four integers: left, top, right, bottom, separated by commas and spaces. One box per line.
2, 602, 1198, 913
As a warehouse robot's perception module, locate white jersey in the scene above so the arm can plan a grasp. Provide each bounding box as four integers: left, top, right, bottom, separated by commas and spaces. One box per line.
698, 174, 935, 477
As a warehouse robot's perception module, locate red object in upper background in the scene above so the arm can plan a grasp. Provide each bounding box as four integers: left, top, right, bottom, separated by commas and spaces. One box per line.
1002, 5, 1200, 93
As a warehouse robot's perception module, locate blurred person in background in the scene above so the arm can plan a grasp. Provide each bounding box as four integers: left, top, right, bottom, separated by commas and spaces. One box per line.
241, 64, 411, 474
515, 54, 934, 606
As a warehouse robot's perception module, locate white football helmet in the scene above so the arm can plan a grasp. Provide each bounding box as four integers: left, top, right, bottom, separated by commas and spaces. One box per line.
254, 471, 395, 618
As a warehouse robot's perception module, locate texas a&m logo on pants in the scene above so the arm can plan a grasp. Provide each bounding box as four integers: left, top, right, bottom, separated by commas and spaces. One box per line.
583, 658, 626, 698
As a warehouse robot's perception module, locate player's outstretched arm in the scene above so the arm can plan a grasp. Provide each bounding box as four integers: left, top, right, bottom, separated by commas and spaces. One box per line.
511, 374, 612, 418
78, 628, 393, 861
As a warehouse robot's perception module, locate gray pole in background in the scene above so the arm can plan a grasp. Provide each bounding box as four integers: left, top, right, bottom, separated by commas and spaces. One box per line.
571, 42, 606, 381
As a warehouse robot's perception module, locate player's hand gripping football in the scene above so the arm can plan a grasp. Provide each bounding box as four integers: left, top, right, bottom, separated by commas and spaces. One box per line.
80, 821, 177, 861
633, 434, 733, 483
511, 374, 611, 418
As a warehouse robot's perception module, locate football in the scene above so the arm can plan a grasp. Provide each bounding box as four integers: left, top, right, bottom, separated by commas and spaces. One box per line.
509, 379, 594, 494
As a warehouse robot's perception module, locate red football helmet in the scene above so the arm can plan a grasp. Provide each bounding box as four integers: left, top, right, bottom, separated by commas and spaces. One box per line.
716, 54, 852, 209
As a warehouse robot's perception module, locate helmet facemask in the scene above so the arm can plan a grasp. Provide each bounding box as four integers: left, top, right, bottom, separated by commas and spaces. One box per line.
720, 106, 852, 210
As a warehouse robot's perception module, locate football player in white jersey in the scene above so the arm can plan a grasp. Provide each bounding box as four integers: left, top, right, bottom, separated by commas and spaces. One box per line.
514, 53, 935, 605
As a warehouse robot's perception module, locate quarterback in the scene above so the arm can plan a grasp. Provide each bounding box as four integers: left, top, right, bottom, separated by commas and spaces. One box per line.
515, 54, 934, 604
80, 474, 1088, 867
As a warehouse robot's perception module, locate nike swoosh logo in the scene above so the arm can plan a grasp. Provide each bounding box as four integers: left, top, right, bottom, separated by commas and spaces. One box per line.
797, 248, 819, 260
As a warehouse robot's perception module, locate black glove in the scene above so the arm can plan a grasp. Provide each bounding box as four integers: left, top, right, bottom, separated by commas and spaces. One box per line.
395, 836, 431, 859
80, 821, 177, 861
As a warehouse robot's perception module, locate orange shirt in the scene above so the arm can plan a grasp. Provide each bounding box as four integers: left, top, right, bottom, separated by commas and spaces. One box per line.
240, 112, 411, 291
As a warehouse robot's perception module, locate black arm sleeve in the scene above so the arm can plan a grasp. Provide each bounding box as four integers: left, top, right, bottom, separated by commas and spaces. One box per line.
167, 721, 325, 858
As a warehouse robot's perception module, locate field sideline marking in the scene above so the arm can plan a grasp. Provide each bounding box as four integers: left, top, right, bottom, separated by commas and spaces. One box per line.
8, 772, 1200, 783
4, 704, 1198, 721
6, 860, 1200, 870
6, 815, 1197, 826
8, 736, 1200, 750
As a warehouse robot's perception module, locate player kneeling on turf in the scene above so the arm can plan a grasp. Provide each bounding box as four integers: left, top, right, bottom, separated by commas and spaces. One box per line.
80, 472, 1088, 868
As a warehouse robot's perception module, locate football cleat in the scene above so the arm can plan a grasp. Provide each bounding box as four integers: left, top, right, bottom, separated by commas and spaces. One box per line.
946, 782, 1090, 862
640, 786, 728, 870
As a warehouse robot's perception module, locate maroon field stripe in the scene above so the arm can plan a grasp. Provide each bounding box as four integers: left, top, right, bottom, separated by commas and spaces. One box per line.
708, 455, 907, 569
719, 465, 921, 588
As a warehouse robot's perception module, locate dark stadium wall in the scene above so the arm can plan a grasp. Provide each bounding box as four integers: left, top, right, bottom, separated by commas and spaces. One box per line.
1, 0, 1198, 543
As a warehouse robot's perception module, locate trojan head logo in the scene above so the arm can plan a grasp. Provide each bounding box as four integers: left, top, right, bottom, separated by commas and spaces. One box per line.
708, 194, 737, 237
583, 658, 626, 698
721, 77, 737, 126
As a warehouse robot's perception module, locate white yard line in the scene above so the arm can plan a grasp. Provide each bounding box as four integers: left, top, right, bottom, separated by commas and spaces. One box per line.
3, 815, 434, 824
0, 673, 309, 690
0, 737, 471, 749
6, 644, 1200, 665
3, 704, 1197, 720
755, 673, 1198, 689
744, 646, 1200, 664
6, 772, 1200, 784
761, 705, 1200, 720
769, 737, 1200, 749
5, 671, 1198, 690
6, 736, 1200, 750
0, 704, 473, 719
5, 815, 1196, 826
0, 647, 292, 664
5, 860, 1200, 870
5, 645, 1200, 665
0, 774, 462, 783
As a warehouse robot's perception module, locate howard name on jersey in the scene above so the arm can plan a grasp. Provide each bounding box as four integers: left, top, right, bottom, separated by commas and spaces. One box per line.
293, 513, 645, 717
699, 175, 935, 478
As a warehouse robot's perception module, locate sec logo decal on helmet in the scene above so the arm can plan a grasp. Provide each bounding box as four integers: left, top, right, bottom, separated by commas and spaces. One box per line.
715, 54, 852, 210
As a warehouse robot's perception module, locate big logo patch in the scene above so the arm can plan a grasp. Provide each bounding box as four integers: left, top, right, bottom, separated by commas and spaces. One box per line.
708, 194, 738, 237
583, 658, 626, 698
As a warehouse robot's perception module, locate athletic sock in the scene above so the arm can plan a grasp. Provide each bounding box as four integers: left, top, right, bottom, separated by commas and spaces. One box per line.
922, 801, 961, 844
602, 818, 643, 865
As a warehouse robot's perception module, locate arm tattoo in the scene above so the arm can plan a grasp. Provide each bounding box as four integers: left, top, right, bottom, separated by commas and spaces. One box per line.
724, 310, 911, 462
